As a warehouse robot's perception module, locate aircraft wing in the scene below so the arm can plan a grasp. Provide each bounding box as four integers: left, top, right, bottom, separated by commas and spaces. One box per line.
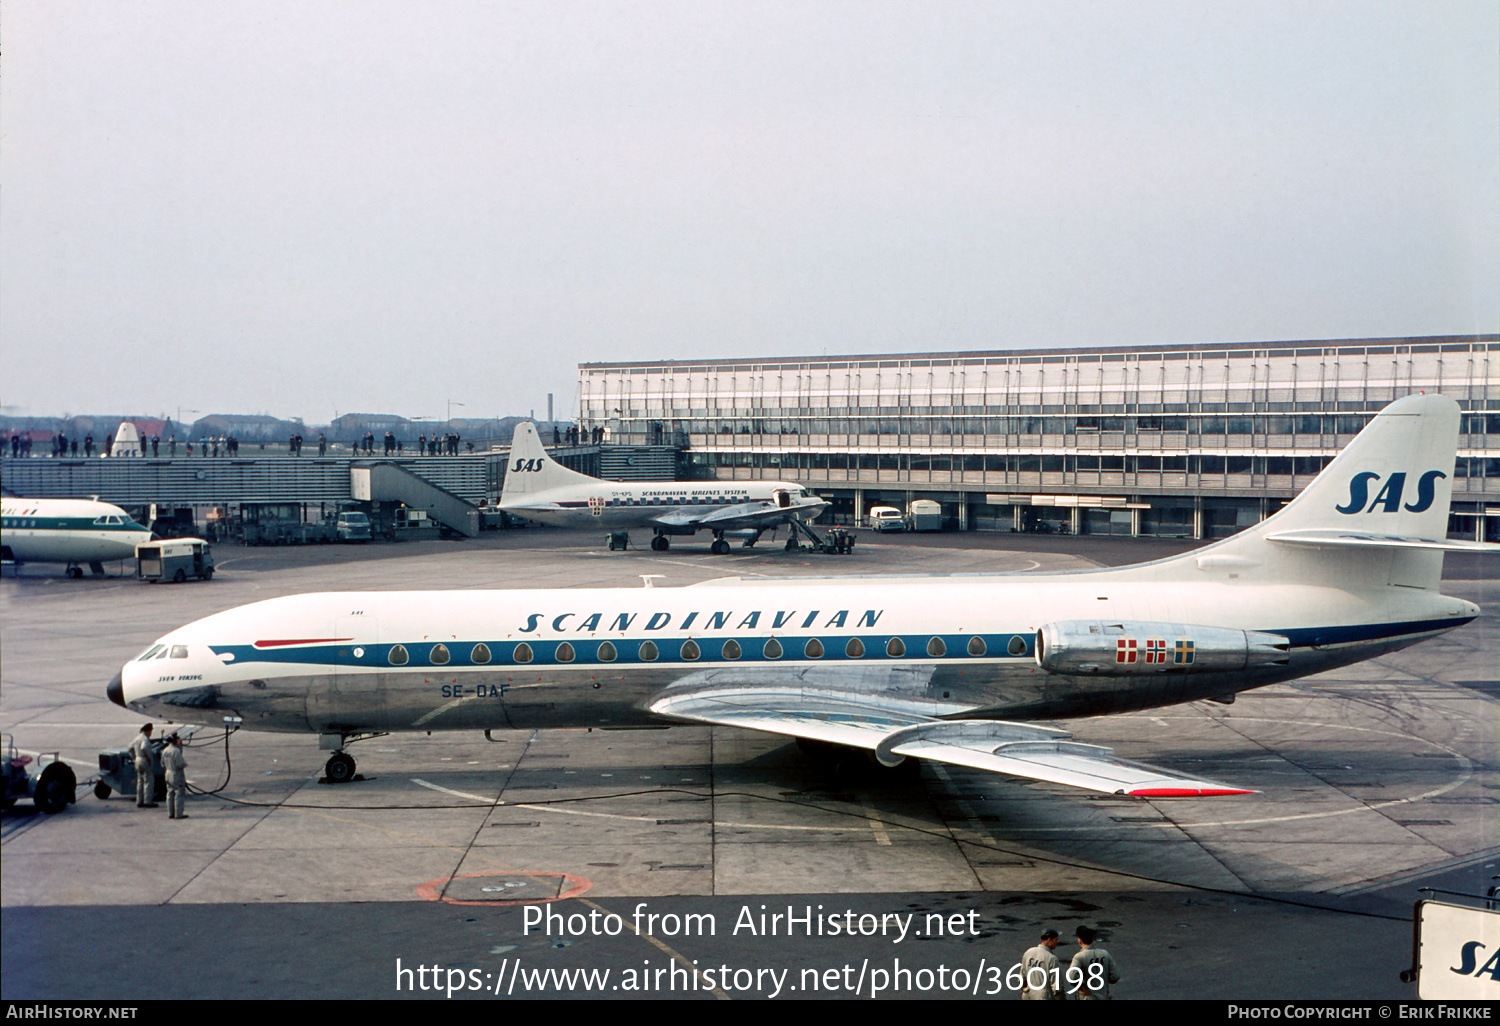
648, 675, 1253, 797
650, 497, 830, 531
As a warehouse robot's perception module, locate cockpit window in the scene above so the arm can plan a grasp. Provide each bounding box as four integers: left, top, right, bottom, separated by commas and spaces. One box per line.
137, 645, 165, 661
170, 646, 189, 659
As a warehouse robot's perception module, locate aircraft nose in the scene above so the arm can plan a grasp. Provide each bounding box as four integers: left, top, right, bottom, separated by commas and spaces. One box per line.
107, 670, 125, 708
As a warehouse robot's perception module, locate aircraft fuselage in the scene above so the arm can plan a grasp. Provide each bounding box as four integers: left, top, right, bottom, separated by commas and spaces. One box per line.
112, 572, 1477, 735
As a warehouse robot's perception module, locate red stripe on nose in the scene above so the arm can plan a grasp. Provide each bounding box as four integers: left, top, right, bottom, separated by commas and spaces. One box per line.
253, 638, 353, 648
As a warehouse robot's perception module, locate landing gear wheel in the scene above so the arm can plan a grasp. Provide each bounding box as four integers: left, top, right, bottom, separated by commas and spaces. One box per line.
67, 566, 83, 579
325, 752, 356, 783
712, 539, 730, 555
651, 535, 669, 551
94, 781, 112, 800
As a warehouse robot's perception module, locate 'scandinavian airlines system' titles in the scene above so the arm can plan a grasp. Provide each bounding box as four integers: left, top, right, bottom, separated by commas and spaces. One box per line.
498, 421, 828, 552
112, 395, 1494, 792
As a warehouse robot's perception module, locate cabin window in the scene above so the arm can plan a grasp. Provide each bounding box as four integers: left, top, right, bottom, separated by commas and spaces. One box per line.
763, 638, 783, 659
722, 639, 741, 660
804, 638, 824, 658
886, 637, 906, 657
471, 644, 492, 664
137, 646, 165, 661
430, 644, 450, 665
598, 641, 617, 662
170, 645, 189, 659
846, 638, 865, 658
556, 642, 575, 662
389, 645, 409, 666
639, 640, 659, 661
968, 636, 987, 656
1008, 635, 1028, 656
681, 639, 701, 660
927, 637, 946, 657
514, 643, 534, 664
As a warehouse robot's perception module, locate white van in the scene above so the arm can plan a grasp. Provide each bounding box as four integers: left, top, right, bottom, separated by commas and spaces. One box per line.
867, 506, 905, 531
136, 539, 214, 582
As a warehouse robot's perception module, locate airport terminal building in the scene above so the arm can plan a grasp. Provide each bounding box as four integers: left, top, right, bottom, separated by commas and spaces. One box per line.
580, 335, 1499, 540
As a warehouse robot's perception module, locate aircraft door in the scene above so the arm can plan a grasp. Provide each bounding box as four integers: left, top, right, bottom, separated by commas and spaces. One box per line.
308, 614, 385, 732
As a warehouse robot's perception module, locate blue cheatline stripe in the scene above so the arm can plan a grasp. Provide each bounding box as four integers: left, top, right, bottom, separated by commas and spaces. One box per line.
1268, 617, 1472, 648
207, 633, 1036, 669
204, 616, 1471, 672
2, 516, 144, 531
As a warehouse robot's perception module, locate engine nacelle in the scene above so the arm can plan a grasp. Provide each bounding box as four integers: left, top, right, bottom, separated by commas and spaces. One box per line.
1035, 620, 1289, 676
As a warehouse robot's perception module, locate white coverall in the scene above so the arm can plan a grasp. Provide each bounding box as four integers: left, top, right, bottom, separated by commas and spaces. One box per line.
162, 742, 188, 819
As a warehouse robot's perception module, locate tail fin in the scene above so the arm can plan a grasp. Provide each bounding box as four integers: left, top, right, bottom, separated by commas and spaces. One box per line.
499, 422, 598, 501
1192, 393, 1462, 589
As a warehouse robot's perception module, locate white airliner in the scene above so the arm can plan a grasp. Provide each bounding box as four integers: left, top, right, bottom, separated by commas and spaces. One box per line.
498, 421, 829, 552
2, 497, 152, 577
110, 394, 1495, 794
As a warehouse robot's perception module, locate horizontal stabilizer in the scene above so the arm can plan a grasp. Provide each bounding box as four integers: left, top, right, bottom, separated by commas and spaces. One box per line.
649, 685, 1252, 797
1266, 529, 1500, 553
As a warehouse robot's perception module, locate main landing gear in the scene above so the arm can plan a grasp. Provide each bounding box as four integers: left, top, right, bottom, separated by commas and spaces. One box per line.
709, 529, 763, 554
651, 533, 671, 551
65, 562, 107, 579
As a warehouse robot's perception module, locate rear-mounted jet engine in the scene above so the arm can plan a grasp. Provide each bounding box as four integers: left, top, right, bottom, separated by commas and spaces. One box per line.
1035, 621, 1290, 675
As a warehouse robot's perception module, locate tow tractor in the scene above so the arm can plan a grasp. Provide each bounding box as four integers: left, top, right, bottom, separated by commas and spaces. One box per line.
2, 734, 78, 814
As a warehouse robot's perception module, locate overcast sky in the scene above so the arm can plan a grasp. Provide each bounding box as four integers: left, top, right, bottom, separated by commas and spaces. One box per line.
2, 1, 1496, 426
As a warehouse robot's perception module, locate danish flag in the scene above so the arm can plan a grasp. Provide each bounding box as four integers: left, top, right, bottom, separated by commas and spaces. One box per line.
1116, 638, 1137, 664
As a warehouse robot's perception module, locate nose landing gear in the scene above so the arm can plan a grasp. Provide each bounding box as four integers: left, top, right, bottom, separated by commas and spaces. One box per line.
319, 732, 385, 784
324, 751, 357, 783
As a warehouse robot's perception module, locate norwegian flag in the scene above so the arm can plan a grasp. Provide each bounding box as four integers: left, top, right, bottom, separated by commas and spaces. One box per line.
1116, 638, 1137, 664
1144, 638, 1168, 664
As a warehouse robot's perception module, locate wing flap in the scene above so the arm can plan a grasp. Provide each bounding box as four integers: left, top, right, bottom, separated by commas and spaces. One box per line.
649, 686, 1253, 797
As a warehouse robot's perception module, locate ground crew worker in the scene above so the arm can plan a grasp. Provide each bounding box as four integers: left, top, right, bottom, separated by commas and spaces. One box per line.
129, 723, 156, 808
162, 735, 188, 819
1070, 925, 1120, 999
1020, 929, 1065, 1000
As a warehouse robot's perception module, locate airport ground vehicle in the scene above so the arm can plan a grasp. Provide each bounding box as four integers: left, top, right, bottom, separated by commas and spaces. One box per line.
136, 538, 214, 582
907, 500, 943, 531
2, 735, 77, 814
335, 511, 373, 542
867, 505, 905, 531
94, 727, 197, 801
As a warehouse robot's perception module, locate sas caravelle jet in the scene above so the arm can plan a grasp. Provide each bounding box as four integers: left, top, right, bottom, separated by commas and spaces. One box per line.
498, 421, 828, 552
110, 394, 1495, 795
3, 498, 152, 577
